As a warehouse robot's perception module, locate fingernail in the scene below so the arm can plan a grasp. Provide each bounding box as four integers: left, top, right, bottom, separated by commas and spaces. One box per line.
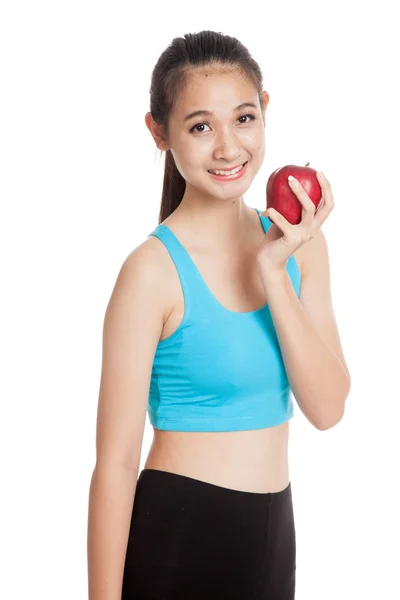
288, 175, 297, 185
318, 171, 325, 179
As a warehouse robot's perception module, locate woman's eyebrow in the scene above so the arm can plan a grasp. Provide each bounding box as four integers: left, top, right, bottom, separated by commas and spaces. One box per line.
183, 102, 257, 122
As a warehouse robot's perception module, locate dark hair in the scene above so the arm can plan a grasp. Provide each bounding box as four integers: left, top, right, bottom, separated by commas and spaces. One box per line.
148, 30, 266, 224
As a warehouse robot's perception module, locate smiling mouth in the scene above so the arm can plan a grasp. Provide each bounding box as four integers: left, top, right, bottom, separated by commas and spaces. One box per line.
208, 161, 248, 175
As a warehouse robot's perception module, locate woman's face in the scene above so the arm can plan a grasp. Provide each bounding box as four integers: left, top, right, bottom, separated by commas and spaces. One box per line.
165, 70, 269, 202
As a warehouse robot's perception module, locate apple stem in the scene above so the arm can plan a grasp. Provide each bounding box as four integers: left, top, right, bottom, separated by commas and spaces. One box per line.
305, 162, 310, 167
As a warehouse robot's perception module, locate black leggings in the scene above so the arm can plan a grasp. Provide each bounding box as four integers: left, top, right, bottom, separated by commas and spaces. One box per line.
122, 468, 296, 600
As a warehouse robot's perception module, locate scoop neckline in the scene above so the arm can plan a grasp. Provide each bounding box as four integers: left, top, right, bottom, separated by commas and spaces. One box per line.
158, 207, 270, 316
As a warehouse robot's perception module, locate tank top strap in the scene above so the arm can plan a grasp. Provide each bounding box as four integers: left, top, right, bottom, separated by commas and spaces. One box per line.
254, 207, 272, 234
148, 224, 214, 316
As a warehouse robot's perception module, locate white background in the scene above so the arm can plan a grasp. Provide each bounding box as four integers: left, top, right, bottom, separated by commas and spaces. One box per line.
1, 1, 399, 598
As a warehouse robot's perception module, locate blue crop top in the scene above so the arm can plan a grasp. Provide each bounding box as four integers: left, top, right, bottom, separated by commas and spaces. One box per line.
147, 207, 301, 432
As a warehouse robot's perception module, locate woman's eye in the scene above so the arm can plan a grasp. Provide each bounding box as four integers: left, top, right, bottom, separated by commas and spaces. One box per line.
189, 113, 256, 134
190, 121, 211, 134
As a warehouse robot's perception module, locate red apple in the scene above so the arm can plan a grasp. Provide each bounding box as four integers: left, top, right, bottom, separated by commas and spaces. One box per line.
266, 162, 322, 225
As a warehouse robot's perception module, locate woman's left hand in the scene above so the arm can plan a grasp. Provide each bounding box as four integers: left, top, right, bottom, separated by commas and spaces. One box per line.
256, 171, 334, 275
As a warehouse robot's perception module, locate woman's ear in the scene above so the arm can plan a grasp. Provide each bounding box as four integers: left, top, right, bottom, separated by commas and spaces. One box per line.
144, 112, 170, 151
261, 91, 270, 123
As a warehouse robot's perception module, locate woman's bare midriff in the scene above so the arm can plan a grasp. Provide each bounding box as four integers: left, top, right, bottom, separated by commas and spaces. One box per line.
143, 206, 303, 494
143, 423, 290, 493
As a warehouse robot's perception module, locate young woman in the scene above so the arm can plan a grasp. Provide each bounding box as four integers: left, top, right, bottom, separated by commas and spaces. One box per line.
87, 30, 351, 600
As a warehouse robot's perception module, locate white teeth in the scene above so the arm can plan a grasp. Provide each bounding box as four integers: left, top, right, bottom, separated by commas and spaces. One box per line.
209, 163, 245, 176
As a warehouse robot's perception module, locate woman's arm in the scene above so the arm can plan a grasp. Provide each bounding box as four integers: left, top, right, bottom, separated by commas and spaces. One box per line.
87, 462, 139, 600
258, 228, 351, 431
87, 241, 167, 600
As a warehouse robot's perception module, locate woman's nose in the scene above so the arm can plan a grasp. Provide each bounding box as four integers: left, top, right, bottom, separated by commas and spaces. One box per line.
213, 132, 242, 161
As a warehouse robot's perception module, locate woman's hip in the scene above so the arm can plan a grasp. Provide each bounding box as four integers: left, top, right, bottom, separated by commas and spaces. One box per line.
122, 467, 296, 599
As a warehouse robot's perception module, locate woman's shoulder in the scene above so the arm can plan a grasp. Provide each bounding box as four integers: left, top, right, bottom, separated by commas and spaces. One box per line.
125, 234, 169, 274
117, 236, 175, 321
